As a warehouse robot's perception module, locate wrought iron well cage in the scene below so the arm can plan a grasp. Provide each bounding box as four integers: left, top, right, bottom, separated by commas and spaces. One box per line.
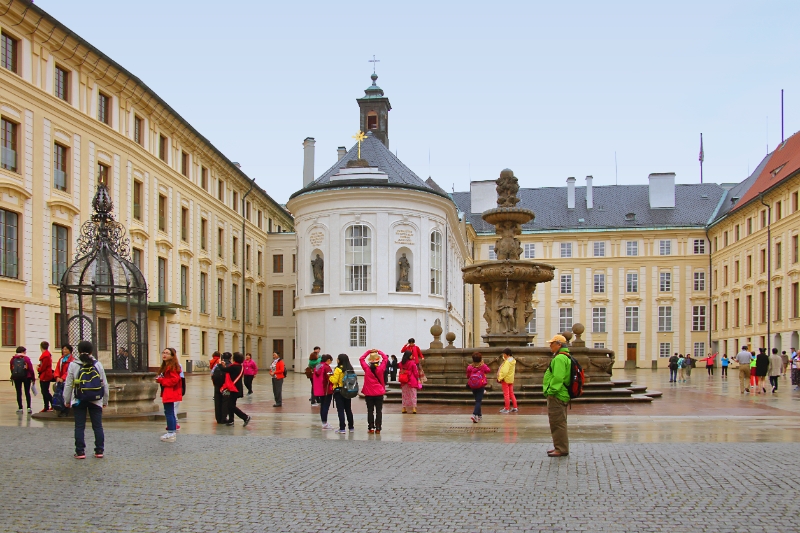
59, 183, 149, 372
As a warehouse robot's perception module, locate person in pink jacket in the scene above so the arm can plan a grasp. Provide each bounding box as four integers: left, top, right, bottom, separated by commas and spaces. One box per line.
242, 353, 258, 395
360, 349, 388, 433
398, 350, 420, 414
312, 354, 334, 429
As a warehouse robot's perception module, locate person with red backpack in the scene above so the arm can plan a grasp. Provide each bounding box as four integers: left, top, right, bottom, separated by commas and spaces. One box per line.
10, 346, 35, 414
544, 334, 572, 457
466, 352, 490, 423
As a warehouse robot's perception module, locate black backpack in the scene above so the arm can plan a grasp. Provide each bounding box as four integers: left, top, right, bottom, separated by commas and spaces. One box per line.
10, 357, 27, 380
211, 364, 226, 388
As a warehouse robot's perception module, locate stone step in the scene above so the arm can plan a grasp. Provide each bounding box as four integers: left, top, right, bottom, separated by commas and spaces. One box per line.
383, 395, 654, 405
384, 387, 636, 399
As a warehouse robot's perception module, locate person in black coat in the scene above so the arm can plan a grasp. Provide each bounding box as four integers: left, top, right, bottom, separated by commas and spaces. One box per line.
212, 352, 231, 424
224, 352, 251, 426
388, 355, 398, 382
755, 348, 770, 394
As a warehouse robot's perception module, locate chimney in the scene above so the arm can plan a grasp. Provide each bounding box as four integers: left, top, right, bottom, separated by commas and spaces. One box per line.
585, 175, 593, 209
470, 180, 498, 214
567, 177, 576, 209
648, 172, 676, 208
337, 146, 347, 161
302, 137, 316, 187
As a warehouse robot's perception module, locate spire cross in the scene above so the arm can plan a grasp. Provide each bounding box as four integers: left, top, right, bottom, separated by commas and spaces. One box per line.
352, 131, 367, 159
369, 55, 380, 74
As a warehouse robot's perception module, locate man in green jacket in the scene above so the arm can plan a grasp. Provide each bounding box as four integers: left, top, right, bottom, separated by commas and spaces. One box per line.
544, 334, 571, 457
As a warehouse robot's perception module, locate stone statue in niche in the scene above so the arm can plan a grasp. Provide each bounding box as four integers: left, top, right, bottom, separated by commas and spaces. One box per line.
397, 253, 412, 292
311, 254, 324, 293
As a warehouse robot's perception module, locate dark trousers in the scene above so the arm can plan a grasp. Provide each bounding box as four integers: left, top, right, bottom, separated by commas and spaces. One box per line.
272, 378, 283, 405
770, 375, 779, 391
365, 395, 384, 430
227, 396, 248, 422
333, 390, 354, 430
310, 383, 316, 403
390, 370, 397, 381
319, 394, 332, 424
669, 368, 677, 381
13, 379, 31, 409
472, 387, 485, 416
40, 380, 53, 410
243, 375, 254, 394
707, 365, 714, 376
214, 389, 227, 423
722, 366, 728, 377
73, 402, 104, 454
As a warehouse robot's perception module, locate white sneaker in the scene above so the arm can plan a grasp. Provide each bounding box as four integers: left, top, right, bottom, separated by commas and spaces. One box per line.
499, 408, 510, 414
471, 415, 478, 423
15, 409, 22, 414
311, 403, 319, 407
321, 423, 334, 430
160, 433, 176, 442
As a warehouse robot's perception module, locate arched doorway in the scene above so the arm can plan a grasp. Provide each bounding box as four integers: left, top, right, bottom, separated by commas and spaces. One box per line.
774, 334, 782, 354
791, 331, 799, 351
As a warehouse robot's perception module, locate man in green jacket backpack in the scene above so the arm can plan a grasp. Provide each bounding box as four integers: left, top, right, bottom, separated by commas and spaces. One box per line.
544, 334, 572, 457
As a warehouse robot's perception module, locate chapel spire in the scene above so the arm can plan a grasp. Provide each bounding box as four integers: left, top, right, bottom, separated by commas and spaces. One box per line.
357, 71, 391, 148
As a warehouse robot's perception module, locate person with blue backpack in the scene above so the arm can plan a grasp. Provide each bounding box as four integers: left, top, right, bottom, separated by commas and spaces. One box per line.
63, 340, 108, 459
544, 334, 572, 457
330, 354, 356, 434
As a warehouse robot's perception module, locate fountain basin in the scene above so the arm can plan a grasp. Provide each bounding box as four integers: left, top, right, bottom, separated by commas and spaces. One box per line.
482, 207, 535, 226
463, 260, 555, 285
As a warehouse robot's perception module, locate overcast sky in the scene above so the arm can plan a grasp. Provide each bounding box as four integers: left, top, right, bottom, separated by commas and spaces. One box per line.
37, 0, 799, 204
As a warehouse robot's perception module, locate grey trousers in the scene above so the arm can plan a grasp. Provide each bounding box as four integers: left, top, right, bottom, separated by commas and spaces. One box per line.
547, 396, 569, 454
272, 377, 283, 405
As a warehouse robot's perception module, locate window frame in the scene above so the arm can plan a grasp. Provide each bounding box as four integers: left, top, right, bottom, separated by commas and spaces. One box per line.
625, 306, 639, 332
51, 224, 69, 285
430, 231, 443, 295
1, 117, 19, 173
1, 32, 18, 74
560, 242, 573, 258
560, 273, 572, 294
345, 224, 372, 292
524, 243, 535, 259
55, 65, 69, 102
658, 306, 672, 332
593, 242, 605, 257
593, 273, 605, 293
626, 241, 638, 256
558, 308, 573, 333
272, 290, 284, 317
97, 91, 111, 126
659, 240, 671, 256
626, 272, 638, 293
659, 271, 671, 292
0, 208, 19, 279
592, 307, 606, 333
692, 305, 706, 331
53, 143, 68, 192
349, 316, 367, 347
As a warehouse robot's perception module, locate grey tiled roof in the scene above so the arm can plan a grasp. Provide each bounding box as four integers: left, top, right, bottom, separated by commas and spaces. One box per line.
453, 183, 727, 233
713, 153, 772, 221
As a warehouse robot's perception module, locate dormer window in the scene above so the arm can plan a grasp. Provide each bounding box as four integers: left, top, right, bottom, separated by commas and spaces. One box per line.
624, 212, 636, 222
367, 112, 378, 130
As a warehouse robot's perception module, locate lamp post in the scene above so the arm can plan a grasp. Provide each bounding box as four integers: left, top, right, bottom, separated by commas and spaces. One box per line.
241, 176, 255, 355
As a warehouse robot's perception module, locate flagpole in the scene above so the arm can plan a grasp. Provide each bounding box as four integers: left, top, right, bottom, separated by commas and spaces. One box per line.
699, 133, 704, 184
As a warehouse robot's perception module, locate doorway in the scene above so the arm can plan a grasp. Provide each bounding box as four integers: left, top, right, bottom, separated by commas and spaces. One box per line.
625, 343, 637, 369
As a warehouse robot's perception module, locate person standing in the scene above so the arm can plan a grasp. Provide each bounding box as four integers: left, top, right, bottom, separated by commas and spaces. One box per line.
466, 352, 490, 423
780, 351, 789, 378
398, 351, 419, 414
63, 341, 108, 459
734, 346, 753, 393
212, 352, 231, 424
10, 346, 35, 414
155, 348, 182, 442
677, 354, 686, 383
702, 352, 716, 376
497, 348, 518, 414
209, 351, 221, 371
401, 338, 425, 381
755, 348, 770, 394
544, 335, 572, 457
307, 347, 322, 406
37, 341, 54, 412
668, 353, 679, 383
360, 349, 388, 434
242, 353, 258, 395
313, 354, 334, 429
330, 354, 355, 433
768, 348, 784, 393
684, 352, 694, 379
223, 353, 251, 426
792, 350, 800, 390
388, 355, 398, 382
720, 354, 729, 379
269, 352, 285, 407
53, 345, 74, 417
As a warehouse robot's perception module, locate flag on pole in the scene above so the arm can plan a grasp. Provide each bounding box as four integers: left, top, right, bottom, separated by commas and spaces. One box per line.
699, 133, 704, 163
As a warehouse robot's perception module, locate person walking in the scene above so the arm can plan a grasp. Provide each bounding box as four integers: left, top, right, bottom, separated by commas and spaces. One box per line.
398, 351, 419, 414
755, 348, 770, 394
668, 353, 679, 383
242, 353, 258, 395
768, 348, 784, 393
780, 351, 789, 378
720, 354, 729, 379
360, 349, 388, 434
222, 353, 251, 426
53, 345, 74, 417
63, 341, 108, 459
677, 354, 686, 383
212, 352, 231, 424
684, 352, 694, 379
313, 354, 334, 429
388, 355, 398, 382
792, 351, 800, 390
307, 347, 322, 406
10, 346, 35, 414
497, 348, 518, 413
37, 341, 54, 412
156, 348, 182, 442
466, 352, 490, 423
330, 354, 355, 433
544, 335, 572, 457
734, 346, 753, 393
269, 352, 286, 407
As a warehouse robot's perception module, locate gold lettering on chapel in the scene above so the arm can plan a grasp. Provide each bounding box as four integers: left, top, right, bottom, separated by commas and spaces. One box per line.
310, 232, 324, 247
395, 229, 414, 245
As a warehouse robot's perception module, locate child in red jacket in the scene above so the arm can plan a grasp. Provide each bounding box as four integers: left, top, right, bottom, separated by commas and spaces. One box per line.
155, 347, 183, 442
37, 341, 55, 412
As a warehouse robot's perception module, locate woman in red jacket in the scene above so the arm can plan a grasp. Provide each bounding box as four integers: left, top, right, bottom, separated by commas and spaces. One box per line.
155, 347, 182, 442
37, 341, 55, 412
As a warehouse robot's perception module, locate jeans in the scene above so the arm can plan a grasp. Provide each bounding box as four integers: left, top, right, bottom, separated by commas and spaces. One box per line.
472, 387, 485, 416
243, 375, 254, 394
364, 395, 384, 430
40, 380, 53, 410
333, 390, 354, 430
272, 378, 283, 405
722, 366, 728, 377
163, 402, 177, 432
13, 379, 31, 409
669, 368, 677, 381
770, 375, 779, 391
319, 394, 332, 424
73, 402, 104, 454
707, 365, 714, 376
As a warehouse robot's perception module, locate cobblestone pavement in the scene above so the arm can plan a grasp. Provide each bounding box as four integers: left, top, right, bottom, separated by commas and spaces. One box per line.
1, 425, 798, 533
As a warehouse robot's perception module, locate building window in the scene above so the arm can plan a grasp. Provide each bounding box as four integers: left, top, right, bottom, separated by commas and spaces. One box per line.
268, 218, 273, 232
560, 242, 572, 258
201, 166, 209, 190
246, 244, 251, 271
217, 228, 224, 258
593, 343, 605, 349
0, 209, 19, 278
488, 245, 496, 260
746, 217, 752, 235
659, 240, 671, 255
257, 210, 263, 229
272, 290, 283, 316
746, 295, 752, 325
53, 143, 68, 192
734, 298, 740, 327
180, 328, 188, 355
181, 151, 189, 177
157, 257, 167, 301
292, 253, 297, 273
734, 260, 740, 282
524, 243, 535, 258
245, 288, 251, 323
659, 271, 671, 292
560, 274, 572, 294
692, 305, 706, 331
793, 235, 799, 264
761, 209, 768, 229
273, 339, 284, 358
775, 286, 783, 321
659, 343, 671, 358
133, 115, 144, 146
746, 255, 752, 278
200, 272, 207, 314
626, 272, 638, 293
593, 273, 605, 293
97, 318, 110, 351
792, 282, 799, 319
217, 278, 223, 317
52, 225, 68, 285
98, 92, 111, 125
693, 239, 706, 254
257, 292, 262, 325
760, 249, 766, 273
723, 231, 728, 247
158, 195, 167, 232
200, 218, 207, 250
159, 135, 168, 162
345, 224, 371, 291
200, 331, 207, 355
658, 306, 672, 332
232, 237, 238, 265
625, 307, 639, 332
180, 265, 188, 307
350, 316, 367, 347
693, 342, 705, 358
626, 241, 638, 256
713, 303, 718, 331
776, 242, 782, 269
526, 309, 537, 334
132, 248, 142, 271
776, 201, 782, 221
218, 180, 225, 202
273, 254, 284, 273
1, 118, 18, 172
593, 242, 605, 257
559, 308, 573, 333
693, 271, 705, 291
760, 291, 767, 323
97, 164, 110, 193
231, 284, 238, 320
430, 231, 443, 295
181, 207, 188, 242
1, 32, 18, 74
592, 307, 606, 333
1, 307, 17, 346
232, 191, 239, 213
257, 251, 263, 276
245, 201, 251, 221
735, 224, 740, 242
133, 181, 142, 220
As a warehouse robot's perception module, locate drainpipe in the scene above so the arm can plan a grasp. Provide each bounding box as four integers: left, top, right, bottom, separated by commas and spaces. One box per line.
759, 194, 771, 353
242, 177, 255, 355
705, 227, 712, 358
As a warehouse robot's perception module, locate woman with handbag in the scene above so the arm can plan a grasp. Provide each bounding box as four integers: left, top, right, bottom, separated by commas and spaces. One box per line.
398, 350, 419, 414
155, 347, 182, 442
360, 349, 388, 434
466, 352, 490, 423
312, 354, 334, 429
222, 352, 251, 426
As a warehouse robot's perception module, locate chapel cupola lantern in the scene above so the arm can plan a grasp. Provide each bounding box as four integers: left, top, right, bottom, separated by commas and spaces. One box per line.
59, 182, 149, 372
357, 68, 391, 149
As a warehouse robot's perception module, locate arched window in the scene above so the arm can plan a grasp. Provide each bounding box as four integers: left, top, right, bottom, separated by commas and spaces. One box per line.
350, 316, 367, 347
345, 224, 371, 291
430, 230, 443, 295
